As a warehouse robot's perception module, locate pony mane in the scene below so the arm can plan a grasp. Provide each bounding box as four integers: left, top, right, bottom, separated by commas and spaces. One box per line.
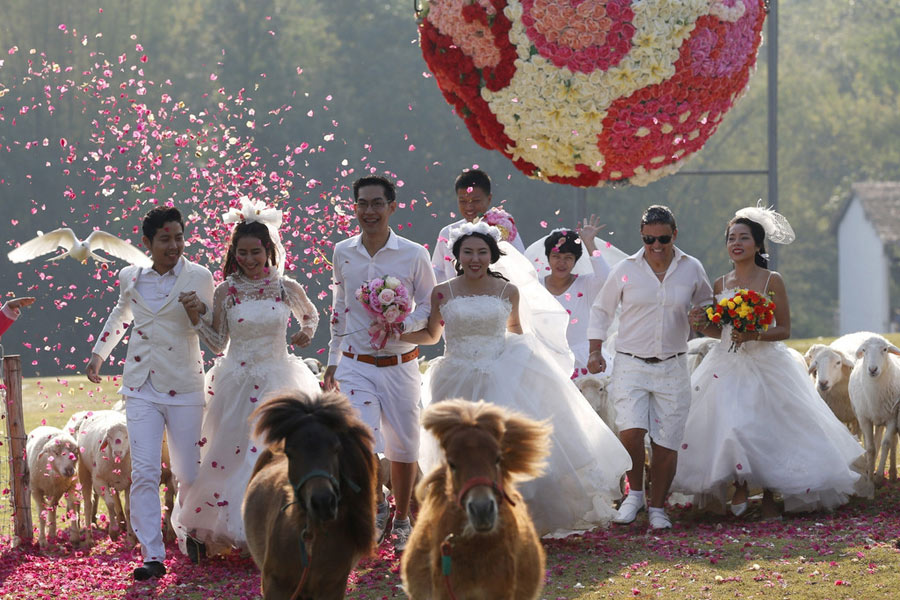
499, 413, 551, 481
251, 390, 377, 555
422, 399, 551, 481
252, 391, 369, 445
422, 399, 505, 443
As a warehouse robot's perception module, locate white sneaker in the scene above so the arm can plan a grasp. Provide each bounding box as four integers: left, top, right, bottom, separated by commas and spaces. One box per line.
374, 501, 391, 544
612, 494, 645, 524
390, 518, 412, 552
648, 510, 672, 530
730, 502, 747, 517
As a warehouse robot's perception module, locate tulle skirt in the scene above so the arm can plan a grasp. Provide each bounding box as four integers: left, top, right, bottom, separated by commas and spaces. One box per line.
671, 338, 871, 513
420, 332, 631, 536
172, 354, 321, 554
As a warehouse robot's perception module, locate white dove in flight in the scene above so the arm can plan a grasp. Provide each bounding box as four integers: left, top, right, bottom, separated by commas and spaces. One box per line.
7, 228, 153, 268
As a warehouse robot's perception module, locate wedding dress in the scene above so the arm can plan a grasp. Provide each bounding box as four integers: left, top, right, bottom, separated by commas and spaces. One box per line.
671, 287, 871, 513
172, 273, 321, 553
419, 286, 631, 536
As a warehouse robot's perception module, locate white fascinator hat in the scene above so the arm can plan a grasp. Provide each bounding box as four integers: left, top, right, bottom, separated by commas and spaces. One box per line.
734, 200, 795, 245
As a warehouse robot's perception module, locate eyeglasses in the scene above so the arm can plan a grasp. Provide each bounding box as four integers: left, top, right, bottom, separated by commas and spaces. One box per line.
355, 199, 389, 211
642, 235, 673, 245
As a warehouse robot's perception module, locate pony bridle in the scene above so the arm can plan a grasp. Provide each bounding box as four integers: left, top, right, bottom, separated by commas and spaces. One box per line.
291, 469, 344, 506
456, 475, 516, 508
282, 467, 362, 600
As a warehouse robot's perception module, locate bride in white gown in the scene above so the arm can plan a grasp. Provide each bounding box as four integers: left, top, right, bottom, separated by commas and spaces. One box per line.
672, 207, 869, 518
173, 201, 321, 556
402, 222, 631, 536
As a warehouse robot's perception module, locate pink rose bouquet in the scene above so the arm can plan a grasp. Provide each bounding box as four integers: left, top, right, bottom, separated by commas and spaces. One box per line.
356, 275, 411, 349
482, 207, 517, 243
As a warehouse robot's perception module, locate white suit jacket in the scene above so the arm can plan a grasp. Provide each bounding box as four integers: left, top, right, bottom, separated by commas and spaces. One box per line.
92, 260, 215, 397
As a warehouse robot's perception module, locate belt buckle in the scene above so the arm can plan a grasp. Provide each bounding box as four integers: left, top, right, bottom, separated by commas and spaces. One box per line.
644, 356, 661, 364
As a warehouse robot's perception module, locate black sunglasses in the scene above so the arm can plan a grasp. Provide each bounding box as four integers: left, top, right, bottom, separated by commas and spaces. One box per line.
642, 234, 672, 245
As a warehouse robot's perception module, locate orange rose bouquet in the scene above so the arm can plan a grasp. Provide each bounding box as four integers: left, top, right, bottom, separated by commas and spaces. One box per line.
706, 288, 775, 351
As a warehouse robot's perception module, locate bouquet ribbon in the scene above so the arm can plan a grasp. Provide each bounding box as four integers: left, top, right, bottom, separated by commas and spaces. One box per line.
367, 320, 402, 350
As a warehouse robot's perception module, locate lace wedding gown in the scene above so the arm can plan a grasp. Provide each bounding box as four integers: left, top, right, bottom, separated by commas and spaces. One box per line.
671, 288, 870, 513
420, 292, 631, 536
172, 273, 321, 554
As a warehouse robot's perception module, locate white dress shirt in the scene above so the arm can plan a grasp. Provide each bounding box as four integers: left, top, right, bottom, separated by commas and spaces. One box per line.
588, 246, 713, 359
328, 230, 436, 366
432, 218, 527, 282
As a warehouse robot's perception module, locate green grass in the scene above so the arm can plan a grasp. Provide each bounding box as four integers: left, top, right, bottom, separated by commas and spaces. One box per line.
19, 375, 124, 432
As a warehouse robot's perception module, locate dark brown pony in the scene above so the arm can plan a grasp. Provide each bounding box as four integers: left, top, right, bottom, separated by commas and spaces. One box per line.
243, 391, 377, 600
401, 399, 551, 600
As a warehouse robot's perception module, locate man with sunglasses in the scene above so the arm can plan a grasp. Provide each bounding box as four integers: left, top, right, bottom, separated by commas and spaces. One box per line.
586, 205, 713, 530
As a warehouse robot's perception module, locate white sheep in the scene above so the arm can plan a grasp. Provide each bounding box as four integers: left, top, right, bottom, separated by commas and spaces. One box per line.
72, 410, 133, 545
805, 332, 876, 437
576, 374, 616, 435
302, 356, 324, 376
848, 335, 900, 485
686, 336, 718, 373
25, 426, 81, 548
63, 410, 93, 438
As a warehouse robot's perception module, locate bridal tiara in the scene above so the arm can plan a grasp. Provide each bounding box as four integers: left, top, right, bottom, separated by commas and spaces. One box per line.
448, 220, 502, 246
734, 200, 795, 245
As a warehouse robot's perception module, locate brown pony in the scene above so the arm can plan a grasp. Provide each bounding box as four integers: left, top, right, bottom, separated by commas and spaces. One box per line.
401, 399, 552, 600
243, 391, 377, 600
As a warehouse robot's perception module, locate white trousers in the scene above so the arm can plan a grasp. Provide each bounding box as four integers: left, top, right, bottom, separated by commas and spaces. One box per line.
125, 396, 203, 562
335, 357, 421, 463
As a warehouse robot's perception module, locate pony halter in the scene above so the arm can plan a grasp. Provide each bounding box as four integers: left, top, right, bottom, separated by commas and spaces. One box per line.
456, 475, 516, 508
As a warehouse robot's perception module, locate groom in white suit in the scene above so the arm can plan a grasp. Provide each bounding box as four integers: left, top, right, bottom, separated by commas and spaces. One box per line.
87, 207, 214, 581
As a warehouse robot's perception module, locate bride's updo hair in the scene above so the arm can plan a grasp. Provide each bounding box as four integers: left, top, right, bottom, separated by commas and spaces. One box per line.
727, 216, 768, 268
222, 221, 278, 277
451, 231, 508, 280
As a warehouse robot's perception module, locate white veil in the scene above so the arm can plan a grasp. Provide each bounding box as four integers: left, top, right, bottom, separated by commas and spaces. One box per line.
492, 241, 575, 375
524, 235, 629, 278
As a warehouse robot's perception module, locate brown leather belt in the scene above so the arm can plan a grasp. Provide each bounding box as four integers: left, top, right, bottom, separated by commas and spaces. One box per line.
342, 347, 419, 368
618, 351, 685, 364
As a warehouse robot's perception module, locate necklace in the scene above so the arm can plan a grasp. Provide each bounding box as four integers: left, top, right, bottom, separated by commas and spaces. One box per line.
652, 269, 668, 275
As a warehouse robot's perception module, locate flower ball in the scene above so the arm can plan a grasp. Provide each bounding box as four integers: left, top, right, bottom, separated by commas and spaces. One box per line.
419, 0, 767, 187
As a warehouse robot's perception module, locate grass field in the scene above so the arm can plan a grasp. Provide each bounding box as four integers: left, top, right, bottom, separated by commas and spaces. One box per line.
2, 335, 900, 598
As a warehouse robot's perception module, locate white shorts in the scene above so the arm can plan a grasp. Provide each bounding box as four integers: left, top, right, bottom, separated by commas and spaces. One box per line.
609, 353, 692, 451
335, 357, 421, 463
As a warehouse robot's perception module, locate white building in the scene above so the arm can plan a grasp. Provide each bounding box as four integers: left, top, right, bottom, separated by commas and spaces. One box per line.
834, 182, 900, 335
